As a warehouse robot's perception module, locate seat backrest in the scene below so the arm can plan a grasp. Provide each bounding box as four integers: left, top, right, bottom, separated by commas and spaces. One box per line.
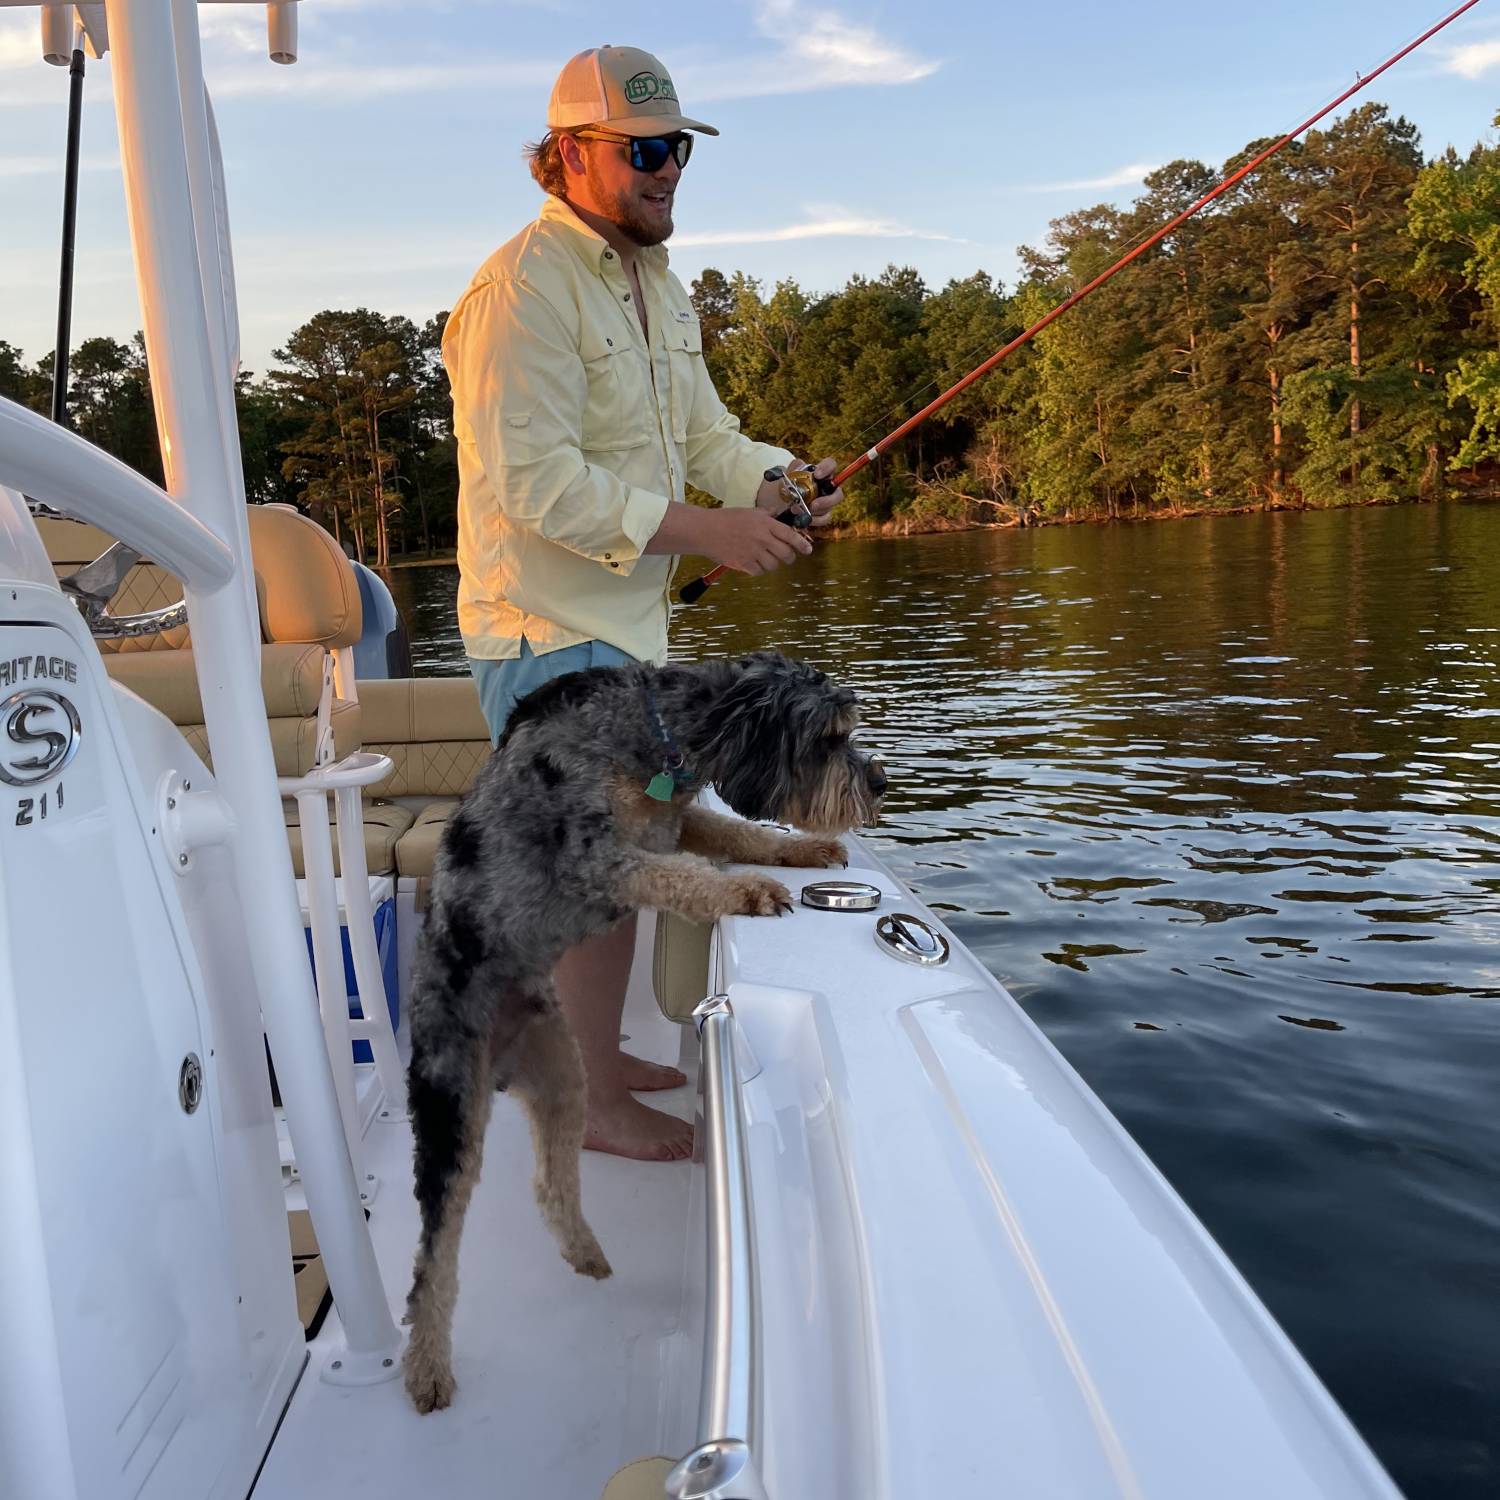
36, 517, 189, 653
247, 504, 362, 652
36, 505, 362, 653
357, 677, 491, 801
38, 507, 365, 777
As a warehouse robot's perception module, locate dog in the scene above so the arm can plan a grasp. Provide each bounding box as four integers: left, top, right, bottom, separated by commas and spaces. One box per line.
401, 650, 886, 1412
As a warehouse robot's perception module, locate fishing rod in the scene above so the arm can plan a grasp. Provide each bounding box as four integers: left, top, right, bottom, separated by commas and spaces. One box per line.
679, 0, 1484, 606
49, 17, 87, 427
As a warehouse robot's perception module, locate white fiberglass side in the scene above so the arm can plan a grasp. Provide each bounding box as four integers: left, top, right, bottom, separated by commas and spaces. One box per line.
713, 838, 1402, 1499
0, 502, 299, 1500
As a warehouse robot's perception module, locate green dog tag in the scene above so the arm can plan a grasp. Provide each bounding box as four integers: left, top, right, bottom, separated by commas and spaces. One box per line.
645, 771, 677, 801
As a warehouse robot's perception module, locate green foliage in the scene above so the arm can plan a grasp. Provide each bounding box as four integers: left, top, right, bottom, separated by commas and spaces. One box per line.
9, 97, 1498, 551
1407, 112, 1500, 472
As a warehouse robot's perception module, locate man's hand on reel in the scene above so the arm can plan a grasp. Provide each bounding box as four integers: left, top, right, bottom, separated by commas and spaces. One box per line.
754, 458, 842, 526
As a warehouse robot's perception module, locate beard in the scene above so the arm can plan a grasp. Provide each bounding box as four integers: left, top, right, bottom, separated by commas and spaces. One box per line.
584, 156, 674, 247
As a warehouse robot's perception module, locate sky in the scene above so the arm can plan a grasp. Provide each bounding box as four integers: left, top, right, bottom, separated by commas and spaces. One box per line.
2, 0, 1499, 377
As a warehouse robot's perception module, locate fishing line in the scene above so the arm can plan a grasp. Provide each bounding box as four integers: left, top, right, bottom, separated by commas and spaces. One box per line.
680, 0, 1484, 604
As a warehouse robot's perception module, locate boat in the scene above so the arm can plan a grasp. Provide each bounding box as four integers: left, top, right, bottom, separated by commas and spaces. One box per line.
0, 5, 1408, 1497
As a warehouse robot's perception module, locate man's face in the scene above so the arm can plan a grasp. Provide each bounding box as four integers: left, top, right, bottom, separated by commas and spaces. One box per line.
577, 135, 682, 247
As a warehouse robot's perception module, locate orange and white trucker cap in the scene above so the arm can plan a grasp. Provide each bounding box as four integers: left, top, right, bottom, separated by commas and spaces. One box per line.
547, 46, 719, 137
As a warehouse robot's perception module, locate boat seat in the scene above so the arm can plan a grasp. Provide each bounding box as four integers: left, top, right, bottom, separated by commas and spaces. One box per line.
37, 509, 408, 861
36, 507, 362, 657
357, 675, 492, 804
283, 798, 414, 879
355, 675, 493, 891
599, 1456, 673, 1500
392, 800, 459, 881
103, 641, 361, 777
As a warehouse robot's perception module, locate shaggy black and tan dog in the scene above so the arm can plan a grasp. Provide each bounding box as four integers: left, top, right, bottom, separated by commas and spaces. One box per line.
402, 650, 885, 1412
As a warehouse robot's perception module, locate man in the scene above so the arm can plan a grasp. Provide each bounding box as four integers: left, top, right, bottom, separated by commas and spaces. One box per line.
442, 45, 841, 1161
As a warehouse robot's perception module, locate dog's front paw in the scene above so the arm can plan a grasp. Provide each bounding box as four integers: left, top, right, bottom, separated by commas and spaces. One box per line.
774, 834, 848, 869
405, 1355, 456, 1415
726, 873, 794, 916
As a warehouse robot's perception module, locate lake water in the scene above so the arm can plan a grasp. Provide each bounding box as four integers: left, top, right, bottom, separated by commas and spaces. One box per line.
387, 503, 1500, 1499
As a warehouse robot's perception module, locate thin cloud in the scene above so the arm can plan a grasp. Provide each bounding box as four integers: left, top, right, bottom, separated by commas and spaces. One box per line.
196, 6, 267, 55
1030, 162, 1161, 193
0, 16, 34, 69
674, 214, 965, 248
753, 0, 938, 84
1443, 39, 1500, 78
683, 1, 938, 102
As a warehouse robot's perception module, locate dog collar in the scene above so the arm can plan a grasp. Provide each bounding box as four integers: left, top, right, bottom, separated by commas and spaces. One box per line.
642, 682, 693, 801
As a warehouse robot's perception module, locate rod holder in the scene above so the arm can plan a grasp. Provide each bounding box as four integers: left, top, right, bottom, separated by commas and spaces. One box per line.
267, 0, 297, 64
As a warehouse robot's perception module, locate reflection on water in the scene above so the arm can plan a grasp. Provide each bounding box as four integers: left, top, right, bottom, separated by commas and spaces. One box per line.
387, 503, 1500, 1498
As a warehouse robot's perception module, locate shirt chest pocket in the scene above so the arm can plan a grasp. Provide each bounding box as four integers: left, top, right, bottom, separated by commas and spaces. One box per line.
579, 328, 652, 453
666, 318, 704, 445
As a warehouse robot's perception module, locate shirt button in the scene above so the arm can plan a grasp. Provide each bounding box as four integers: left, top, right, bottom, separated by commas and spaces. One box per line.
604, 250, 614, 260
624, 292, 631, 301
604, 552, 613, 560
606, 338, 613, 347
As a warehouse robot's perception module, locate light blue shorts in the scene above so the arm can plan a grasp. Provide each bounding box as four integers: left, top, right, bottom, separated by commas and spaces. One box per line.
470, 637, 637, 746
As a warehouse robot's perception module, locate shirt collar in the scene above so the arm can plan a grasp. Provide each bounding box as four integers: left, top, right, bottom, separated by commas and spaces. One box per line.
539, 194, 669, 276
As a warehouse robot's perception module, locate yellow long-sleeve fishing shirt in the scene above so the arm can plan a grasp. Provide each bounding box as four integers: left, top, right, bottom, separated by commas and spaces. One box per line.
443, 195, 793, 665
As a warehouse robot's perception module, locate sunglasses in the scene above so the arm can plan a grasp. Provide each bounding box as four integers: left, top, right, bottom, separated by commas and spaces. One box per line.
574, 129, 694, 173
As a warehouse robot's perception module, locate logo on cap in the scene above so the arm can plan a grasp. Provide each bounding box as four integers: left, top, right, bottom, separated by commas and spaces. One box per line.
624, 70, 677, 105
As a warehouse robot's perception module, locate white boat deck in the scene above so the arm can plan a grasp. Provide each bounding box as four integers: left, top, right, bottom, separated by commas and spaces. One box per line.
255, 919, 700, 1500
254, 842, 1403, 1500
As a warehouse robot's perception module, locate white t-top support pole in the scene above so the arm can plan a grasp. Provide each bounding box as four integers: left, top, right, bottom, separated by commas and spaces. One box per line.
104, 0, 402, 1381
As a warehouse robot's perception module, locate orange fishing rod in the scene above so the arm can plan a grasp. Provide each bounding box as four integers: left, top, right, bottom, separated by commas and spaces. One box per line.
680, 0, 1484, 605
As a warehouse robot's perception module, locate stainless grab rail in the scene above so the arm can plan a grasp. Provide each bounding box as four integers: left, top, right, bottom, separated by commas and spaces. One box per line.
665, 996, 769, 1500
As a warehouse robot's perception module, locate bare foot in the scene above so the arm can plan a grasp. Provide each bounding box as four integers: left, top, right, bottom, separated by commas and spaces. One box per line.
619, 1051, 687, 1092
584, 1095, 694, 1162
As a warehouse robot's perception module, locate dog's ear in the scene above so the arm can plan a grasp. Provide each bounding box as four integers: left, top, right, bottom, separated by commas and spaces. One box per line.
701, 656, 796, 822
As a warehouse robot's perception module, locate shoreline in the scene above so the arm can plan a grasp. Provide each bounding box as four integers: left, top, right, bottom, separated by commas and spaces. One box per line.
377, 489, 1499, 568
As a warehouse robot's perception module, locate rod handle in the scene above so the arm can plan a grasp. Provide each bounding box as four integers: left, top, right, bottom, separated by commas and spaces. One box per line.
678, 506, 805, 605
679, 570, 718, 605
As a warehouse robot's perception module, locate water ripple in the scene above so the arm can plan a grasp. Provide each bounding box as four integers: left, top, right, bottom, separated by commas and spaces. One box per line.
388, 502, 1500, 1499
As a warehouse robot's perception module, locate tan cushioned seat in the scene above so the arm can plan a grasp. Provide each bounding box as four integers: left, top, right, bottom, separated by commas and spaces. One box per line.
106, 644, 361, 777
358, 677, 492, 799
37, 518, 189, 654
600, 1457, 673, 1500
283, 800, 414, 879
247, 504, 362, 649
652, 912, 713, 1024
37, 507, 361, 652
394, 799, 461, 879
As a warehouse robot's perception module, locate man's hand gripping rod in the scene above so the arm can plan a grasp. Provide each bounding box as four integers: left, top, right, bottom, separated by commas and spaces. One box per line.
678, 466, 836, 605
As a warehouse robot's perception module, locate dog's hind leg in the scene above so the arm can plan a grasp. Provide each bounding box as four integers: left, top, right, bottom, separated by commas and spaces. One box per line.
404, 1039, 495, 1414
500, 995, 612, 1281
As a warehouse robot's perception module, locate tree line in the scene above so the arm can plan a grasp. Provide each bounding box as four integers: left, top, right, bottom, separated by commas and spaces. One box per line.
2, 102, 1496, 556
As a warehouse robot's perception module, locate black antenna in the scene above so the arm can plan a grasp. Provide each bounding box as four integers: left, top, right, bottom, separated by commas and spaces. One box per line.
51, 28, 86, 426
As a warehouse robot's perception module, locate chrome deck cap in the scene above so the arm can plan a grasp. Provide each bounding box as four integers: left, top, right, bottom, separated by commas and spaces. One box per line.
800, 880, 882, 912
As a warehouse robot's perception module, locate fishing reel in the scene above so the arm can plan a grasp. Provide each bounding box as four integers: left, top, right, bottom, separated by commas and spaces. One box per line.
678, 464, 839, 604
764, 464, 835, 528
